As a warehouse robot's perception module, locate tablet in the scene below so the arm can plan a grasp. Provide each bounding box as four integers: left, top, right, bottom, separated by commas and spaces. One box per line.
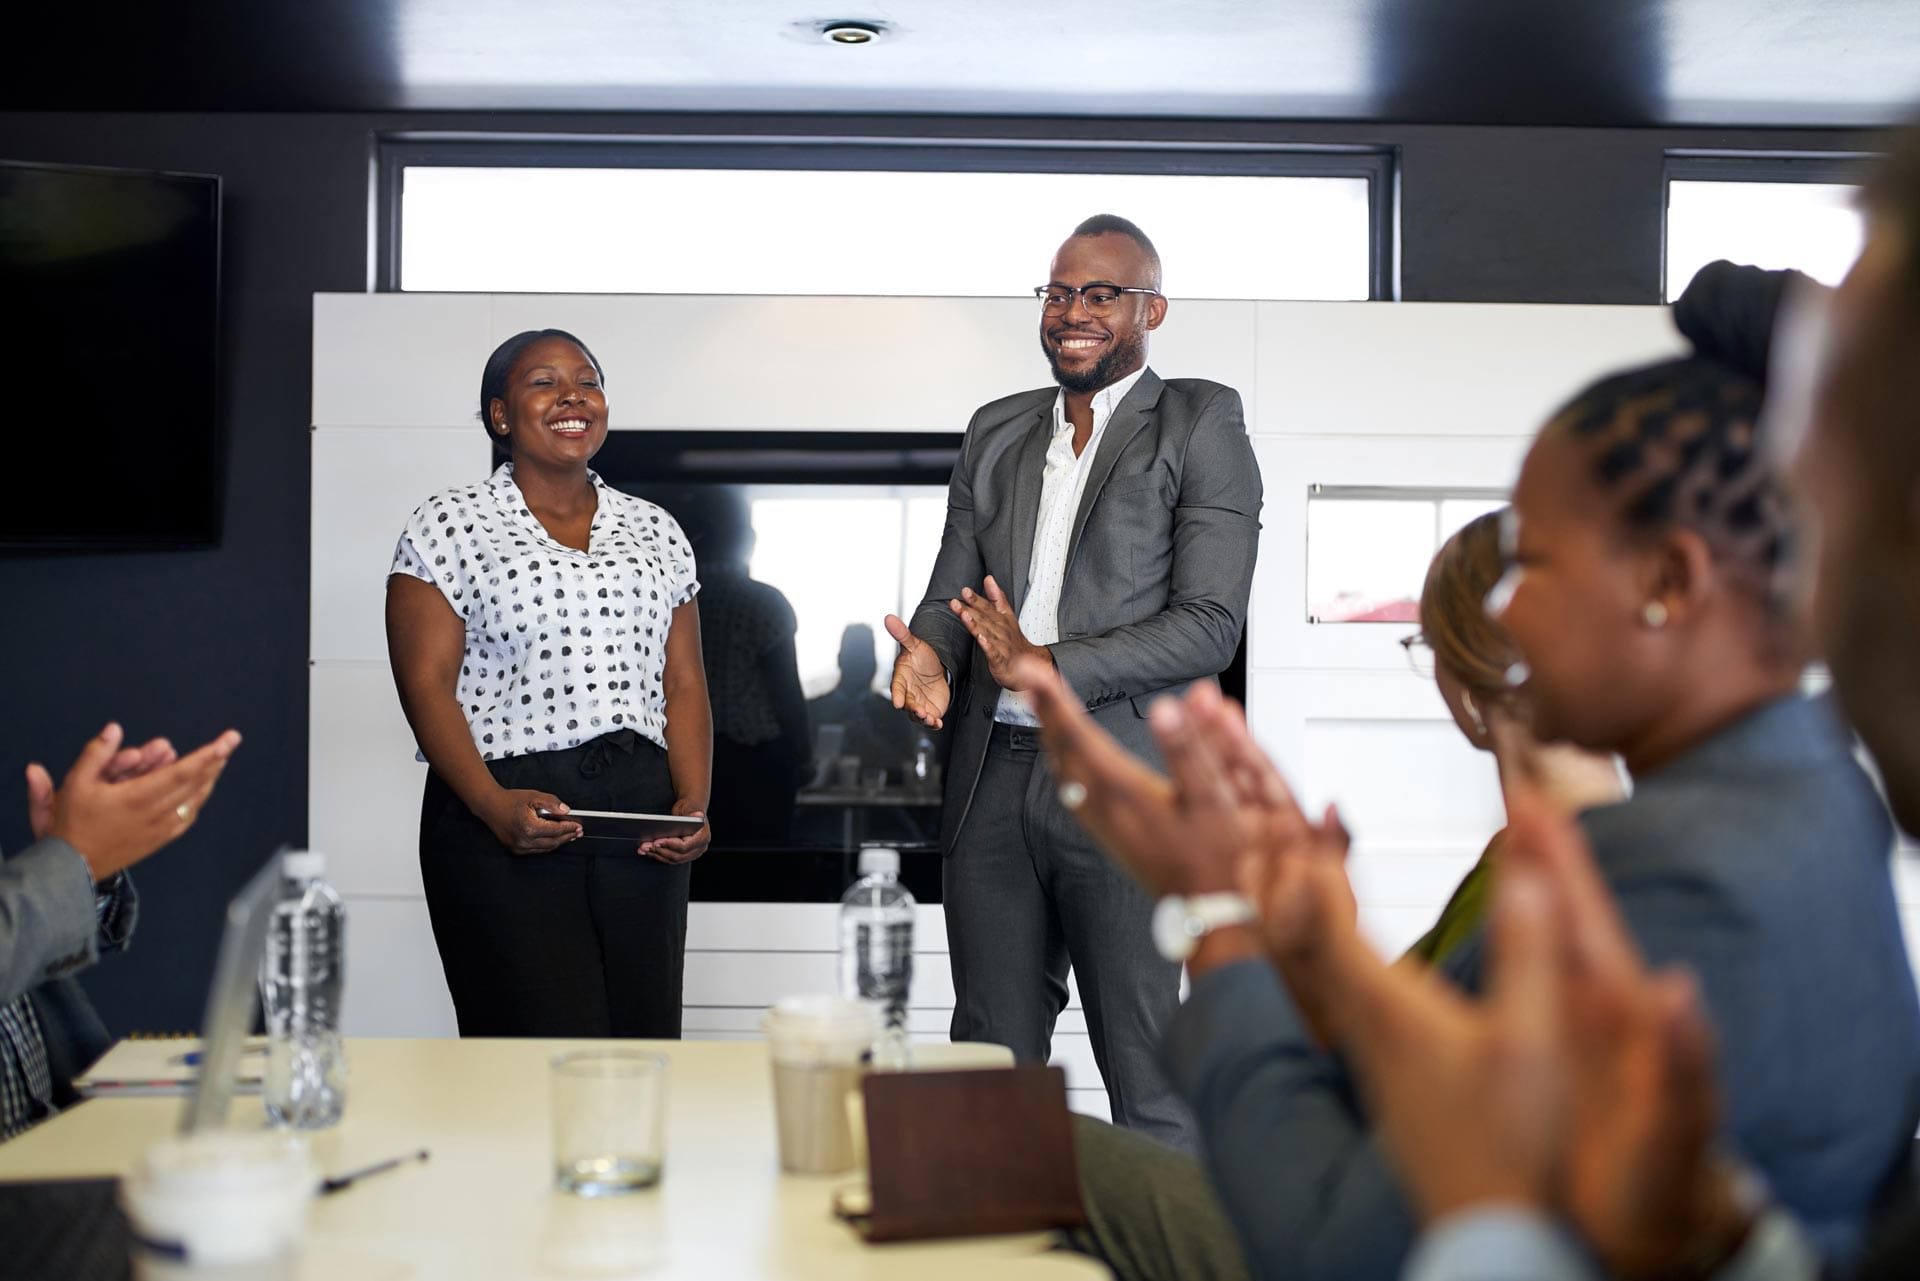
537, 808, 706, 843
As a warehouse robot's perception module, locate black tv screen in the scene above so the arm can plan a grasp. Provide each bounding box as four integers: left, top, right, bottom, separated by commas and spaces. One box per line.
0, 161, 221, 549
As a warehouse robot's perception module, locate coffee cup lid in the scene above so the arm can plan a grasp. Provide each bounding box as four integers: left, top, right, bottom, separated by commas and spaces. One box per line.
763, 994, 880, 1039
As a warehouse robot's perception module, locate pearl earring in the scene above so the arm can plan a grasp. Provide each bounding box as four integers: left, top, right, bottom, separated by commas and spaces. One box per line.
1643, 601, 1669, 628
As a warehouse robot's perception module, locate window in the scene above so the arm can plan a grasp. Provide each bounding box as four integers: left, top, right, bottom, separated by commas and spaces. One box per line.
378, 138, 1390, 300
1306, 487, 1506, 623
744, 486, 948, 697
1664, 155, 1876, 303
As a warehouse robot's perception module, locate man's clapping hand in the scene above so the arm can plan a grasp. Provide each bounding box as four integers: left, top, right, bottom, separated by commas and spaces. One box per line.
26, 722, 242, 882
884, 614, 952, 730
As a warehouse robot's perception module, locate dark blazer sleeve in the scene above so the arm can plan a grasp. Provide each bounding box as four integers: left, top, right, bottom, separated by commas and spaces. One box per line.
1049, 385, 1262, 704
0, 838, 126, 1007
906, 407, 986, 680
1164, 958, 1419, 1281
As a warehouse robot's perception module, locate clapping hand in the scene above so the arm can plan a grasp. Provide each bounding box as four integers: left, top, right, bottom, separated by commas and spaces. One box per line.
1305, 783, 1752, 1275
26, 722, 243, 882
883, 614, 951, 730
1018, 657, 1252, 896
951, 577, 1051, 692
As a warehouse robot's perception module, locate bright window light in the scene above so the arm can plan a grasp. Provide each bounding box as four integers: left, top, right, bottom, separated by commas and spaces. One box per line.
1665, 180, 1864, 302
401, 167, 1373, 300
1306, 490, 1506, 623
745, 486, 948, 697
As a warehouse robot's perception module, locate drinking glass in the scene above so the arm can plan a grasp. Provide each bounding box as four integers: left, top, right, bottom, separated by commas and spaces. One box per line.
550, 1050, 668, 1195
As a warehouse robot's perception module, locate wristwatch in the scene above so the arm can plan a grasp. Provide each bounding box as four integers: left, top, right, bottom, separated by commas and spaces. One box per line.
1152, 893, 1259, 962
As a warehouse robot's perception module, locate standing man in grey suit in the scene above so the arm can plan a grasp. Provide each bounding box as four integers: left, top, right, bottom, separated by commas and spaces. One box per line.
882, 215, 1262, 1146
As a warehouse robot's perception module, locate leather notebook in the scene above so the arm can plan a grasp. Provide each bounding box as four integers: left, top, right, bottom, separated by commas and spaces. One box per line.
840, 1064, 1088, 1243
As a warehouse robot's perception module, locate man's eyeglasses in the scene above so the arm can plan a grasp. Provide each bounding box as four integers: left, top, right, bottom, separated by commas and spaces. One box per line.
1034, 283, 1162, 316
1400, 633, 1436, 679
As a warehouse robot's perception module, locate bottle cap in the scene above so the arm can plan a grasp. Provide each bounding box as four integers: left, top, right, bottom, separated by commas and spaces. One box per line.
281, 850, 326, 879
858, 847, 900, 877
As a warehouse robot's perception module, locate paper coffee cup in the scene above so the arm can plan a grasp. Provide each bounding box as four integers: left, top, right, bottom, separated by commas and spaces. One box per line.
120, 1131, 312, 1280
764, 995, 878, 1175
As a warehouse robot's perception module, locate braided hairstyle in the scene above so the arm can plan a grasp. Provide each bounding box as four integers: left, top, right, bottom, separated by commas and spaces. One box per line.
1546, 261, 1807, 614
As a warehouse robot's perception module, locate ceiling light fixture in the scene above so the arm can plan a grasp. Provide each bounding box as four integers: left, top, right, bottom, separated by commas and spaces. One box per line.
820, 21, 883, 45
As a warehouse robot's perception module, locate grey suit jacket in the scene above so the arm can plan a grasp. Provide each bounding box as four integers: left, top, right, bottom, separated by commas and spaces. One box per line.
908, 368, 1263, 853
0, 839, 133, 1104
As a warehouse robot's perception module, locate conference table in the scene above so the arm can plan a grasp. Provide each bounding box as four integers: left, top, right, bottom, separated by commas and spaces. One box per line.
0, 1037, 1109, 1280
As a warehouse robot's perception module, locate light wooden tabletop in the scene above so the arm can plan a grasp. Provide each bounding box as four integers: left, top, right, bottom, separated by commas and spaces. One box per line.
0, 1037, 1109, 1281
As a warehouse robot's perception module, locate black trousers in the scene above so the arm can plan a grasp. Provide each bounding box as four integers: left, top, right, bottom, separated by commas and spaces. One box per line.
419, 731, 690, 1038
944, 724, 1196, 1150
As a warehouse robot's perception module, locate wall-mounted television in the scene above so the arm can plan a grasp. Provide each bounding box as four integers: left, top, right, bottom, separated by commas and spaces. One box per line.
0, 160, 222, 550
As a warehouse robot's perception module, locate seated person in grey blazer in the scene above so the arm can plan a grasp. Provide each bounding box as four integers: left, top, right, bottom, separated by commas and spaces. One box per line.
1, 722, 240, 1140
1017, 274, 1920, 1280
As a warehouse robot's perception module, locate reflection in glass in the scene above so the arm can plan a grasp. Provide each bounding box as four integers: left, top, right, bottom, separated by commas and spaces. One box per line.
1307, 499, 1434, 622
1307, 489, 1508, 623
629, 480, 950, 853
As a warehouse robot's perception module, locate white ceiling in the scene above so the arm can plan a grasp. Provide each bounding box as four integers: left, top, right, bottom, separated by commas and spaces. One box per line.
10, 0, 1919, 125
376, 0, 1919, 124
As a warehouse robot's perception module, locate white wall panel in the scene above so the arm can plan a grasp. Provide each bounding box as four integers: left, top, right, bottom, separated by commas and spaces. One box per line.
310, 660, 429, 898
1301, 719, 1505, 844
312, 427, 486, 663
684, 903, 952, 955
341, 898, 457, 1038
312, 294, 491, 429
471, 294, 1256, 434
1068, 1091, 1113, 1123
1251, 301, 1684, 438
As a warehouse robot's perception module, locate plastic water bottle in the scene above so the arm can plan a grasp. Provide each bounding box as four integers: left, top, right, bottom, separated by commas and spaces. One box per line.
910, 732, 940, 796
260, 850, 347, 1128
839, 847, 914, 1069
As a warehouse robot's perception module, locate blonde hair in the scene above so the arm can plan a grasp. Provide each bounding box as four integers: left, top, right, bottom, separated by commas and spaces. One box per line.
1418, 510, 1519, 715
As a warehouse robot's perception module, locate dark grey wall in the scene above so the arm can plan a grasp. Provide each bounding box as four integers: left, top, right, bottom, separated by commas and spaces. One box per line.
0, 110, 1877, 1031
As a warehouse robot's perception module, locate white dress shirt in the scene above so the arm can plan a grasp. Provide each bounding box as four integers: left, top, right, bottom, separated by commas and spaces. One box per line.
995, 367, 1146, 725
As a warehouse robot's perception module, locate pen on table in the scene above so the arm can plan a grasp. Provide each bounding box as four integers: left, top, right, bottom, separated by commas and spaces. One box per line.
170, 1046, 267, 1066
318, 1149, 431, 1197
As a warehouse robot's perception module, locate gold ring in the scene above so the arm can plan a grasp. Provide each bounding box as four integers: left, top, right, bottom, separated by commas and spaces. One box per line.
175, 803, 194, 822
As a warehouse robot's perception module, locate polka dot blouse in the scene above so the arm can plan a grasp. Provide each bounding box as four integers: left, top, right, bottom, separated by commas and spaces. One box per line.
389, 463, 700, 761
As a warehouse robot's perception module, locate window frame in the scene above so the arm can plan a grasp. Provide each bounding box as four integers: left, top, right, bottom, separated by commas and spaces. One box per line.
1303, 483, 1509, 625
1661, 149, 1880, 299
372, 133, 1396, 299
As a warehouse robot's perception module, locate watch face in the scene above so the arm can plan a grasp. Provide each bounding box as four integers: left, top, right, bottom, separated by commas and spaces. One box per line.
1152, 896, 1195, 963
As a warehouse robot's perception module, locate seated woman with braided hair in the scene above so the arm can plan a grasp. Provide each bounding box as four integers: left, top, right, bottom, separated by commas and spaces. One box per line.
1028, 259, 1920, 1281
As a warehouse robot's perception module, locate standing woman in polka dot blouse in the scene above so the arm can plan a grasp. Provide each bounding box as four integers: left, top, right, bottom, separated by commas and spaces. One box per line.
385, 329, 713, 1038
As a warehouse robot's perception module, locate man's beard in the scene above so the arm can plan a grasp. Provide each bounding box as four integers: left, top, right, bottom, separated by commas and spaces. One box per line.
1042, 327, 1145, 394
